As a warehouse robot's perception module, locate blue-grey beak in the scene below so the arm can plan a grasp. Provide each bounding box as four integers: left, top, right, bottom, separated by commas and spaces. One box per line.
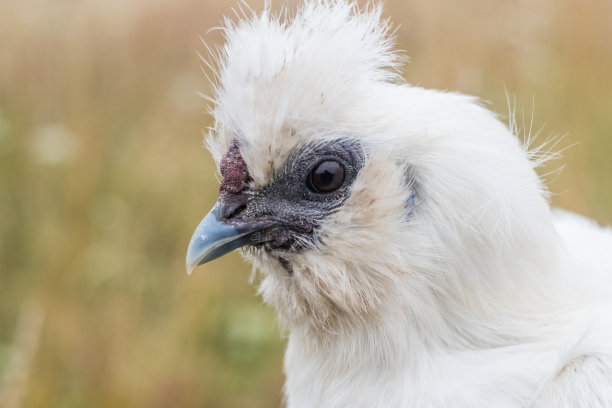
186, 202, 278, 274
186, 203, 251, 275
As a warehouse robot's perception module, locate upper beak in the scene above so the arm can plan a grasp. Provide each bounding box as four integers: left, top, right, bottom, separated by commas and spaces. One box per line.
185, 202, 273, 274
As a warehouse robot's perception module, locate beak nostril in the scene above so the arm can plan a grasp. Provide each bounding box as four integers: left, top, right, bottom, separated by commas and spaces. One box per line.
221, 202, 247, 220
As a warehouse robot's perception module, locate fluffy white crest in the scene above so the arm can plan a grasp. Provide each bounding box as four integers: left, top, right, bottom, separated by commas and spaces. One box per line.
207, 0, 402, 185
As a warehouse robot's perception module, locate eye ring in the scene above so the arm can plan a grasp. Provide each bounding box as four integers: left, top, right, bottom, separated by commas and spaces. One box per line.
307, 160, 346, 193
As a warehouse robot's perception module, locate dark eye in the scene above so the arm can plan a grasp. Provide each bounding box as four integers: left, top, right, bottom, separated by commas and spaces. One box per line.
307, 160, 345, 193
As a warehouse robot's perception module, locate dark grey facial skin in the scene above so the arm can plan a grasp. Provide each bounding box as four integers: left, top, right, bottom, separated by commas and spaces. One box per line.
218, 138, 365, 255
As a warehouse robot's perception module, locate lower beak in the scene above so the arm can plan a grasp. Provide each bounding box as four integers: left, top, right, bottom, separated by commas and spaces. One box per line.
185, 202, 273, 274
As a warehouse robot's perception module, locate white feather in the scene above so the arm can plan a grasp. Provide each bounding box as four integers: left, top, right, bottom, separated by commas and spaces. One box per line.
205, 1, 612, 406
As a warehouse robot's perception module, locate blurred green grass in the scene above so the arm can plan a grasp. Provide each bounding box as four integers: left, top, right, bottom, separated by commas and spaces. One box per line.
0, 0, 610, 406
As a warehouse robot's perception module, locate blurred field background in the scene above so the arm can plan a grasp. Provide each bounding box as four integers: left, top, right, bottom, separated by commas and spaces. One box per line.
0, 0, 610, 406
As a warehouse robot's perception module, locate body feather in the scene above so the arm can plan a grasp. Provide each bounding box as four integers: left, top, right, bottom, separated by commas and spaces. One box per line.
199, 2, 612, 406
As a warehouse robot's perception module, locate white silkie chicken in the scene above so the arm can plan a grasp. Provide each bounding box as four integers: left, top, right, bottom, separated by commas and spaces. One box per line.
186, 1, 612, 407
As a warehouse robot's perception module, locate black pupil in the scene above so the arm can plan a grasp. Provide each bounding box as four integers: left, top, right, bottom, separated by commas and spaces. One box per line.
310, 160, 345, 193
